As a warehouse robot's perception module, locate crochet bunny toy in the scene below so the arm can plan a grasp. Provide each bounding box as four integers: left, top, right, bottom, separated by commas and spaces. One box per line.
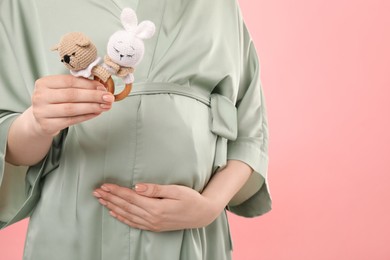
52, 7, 155, 101
102, 8, 155, 91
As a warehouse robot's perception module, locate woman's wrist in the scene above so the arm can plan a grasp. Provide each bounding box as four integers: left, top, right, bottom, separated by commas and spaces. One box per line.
201, 160, 253, 214
6, 107, 53, 165
24, 107, 59, 138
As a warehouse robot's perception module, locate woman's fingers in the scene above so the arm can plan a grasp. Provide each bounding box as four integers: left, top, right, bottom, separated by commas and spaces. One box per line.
96, 184, 164, 212
100, 197, 154, 229
35, 102, 110, 118
93, 183, 219, 232
95, 184, 156, 214
34, 78, 113, 105
35, 74, 103, 90
31, 75, 114, 136
34, 85, 114, 104
108, 211, 152, 231
93, 188, 158, 230
134, 183, 181, 200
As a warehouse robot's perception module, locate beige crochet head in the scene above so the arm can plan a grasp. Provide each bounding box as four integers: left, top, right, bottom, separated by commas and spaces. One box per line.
52, 32, 97, 71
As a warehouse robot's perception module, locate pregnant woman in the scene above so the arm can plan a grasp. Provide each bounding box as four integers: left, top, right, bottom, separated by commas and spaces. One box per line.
0, 0, 271, 259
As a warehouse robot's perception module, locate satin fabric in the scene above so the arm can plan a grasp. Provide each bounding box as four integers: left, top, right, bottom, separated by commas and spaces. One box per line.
0, 0, 271, 259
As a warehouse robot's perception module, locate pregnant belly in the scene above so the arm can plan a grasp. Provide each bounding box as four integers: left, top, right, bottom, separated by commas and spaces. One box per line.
132, 94, 217, 191
55, 93, 217, 195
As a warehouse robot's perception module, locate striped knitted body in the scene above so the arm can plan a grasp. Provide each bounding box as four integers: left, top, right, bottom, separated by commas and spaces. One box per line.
92, 65, 112, 83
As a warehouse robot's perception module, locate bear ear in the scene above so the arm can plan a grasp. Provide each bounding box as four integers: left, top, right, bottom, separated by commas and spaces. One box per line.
51, 44, 59, 51
75, 33, 91, 47
121, 7, 138, 32
135, 21, 155, 40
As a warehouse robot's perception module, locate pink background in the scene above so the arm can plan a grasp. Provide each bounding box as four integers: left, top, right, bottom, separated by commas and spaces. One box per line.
1, 0, 390, 259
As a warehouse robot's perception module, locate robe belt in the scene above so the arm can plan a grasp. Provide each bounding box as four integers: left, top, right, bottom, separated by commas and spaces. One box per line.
130, 82, 238, 169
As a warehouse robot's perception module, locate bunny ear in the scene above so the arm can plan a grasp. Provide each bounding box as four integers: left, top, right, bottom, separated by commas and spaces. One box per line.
135, 21, 156, 40
121, 7, 138, 31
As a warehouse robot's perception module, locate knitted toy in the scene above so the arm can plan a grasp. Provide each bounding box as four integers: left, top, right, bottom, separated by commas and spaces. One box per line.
52, 8, 155, 101
103, 7, 155, 85
52, 32, 112, 85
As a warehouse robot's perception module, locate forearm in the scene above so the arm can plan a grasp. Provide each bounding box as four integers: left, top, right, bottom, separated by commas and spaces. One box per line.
5, 107, 53, 166
202, 160, 253, 210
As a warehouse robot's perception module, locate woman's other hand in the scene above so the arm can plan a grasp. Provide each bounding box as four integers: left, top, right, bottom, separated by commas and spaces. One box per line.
94, 160, 253, 232
93, 183, 222, 232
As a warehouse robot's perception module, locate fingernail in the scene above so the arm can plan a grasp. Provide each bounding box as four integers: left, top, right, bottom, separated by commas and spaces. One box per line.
102, 94, 114, 102
100, 103, 111, 109
98, 199, 107, 206
109, 211, 117, 217
97, 86, 107, 91
101, 185, 110, 192
135, 184, 147, 192
93, 191, 102, 198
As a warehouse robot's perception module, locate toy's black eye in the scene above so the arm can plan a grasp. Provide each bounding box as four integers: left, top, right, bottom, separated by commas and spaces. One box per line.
72, 52, 76, 56
114, 47, 120, 53
126, 54, 134, 58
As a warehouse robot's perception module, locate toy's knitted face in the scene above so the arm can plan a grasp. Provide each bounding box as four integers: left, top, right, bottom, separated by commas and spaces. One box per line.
107, 31, 144, 68
53, 32, 98, 71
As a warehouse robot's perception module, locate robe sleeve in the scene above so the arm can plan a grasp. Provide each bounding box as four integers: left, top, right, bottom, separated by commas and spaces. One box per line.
226, 13, 272, 217
0, 10, 67, 229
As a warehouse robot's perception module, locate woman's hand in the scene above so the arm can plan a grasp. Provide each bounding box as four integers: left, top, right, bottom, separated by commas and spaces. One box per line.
32, 75, 114, 136
6, 75, 114, 166
93, 183, 223, 232
93, 160, 253, 232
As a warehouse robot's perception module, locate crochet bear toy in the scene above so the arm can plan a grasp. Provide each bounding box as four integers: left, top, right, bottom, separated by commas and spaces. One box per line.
52, 32, 112, 83
52, 8, 155, 101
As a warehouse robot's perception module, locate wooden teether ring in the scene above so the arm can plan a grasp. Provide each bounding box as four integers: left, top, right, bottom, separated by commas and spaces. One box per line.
94, 76, 132, 102
94, 76, 114, 94
114, 83, 132, 101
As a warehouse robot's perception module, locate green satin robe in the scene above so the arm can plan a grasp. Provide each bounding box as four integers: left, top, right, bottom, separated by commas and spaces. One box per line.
0, 0, 271, 259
